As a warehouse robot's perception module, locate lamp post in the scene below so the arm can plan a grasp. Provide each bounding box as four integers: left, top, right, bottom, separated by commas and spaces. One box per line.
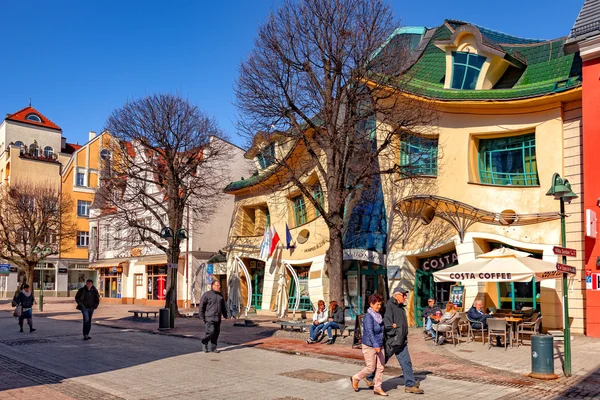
546, 172, 578, 377
160, 226, 188, 328
33, 246, 53, 312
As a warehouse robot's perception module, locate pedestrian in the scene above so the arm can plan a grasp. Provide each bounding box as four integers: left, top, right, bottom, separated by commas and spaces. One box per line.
15, 283, 36, 333
199, 280, 228, 353
351, 294, 388, 396
367, 287, 423, 394
75, 279, 100, 340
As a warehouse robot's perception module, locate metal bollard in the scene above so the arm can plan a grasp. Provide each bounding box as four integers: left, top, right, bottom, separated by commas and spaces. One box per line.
158, 308, 170, 330
529, 334, 558, 380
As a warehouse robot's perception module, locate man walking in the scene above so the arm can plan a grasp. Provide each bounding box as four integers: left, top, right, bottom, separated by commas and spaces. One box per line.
199, 280, 228, 353
75, 279, 100, 340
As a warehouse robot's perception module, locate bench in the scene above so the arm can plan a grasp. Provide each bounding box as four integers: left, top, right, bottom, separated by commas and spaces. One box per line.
333, 325, 355, 338
274, 320, 311, 332
128, 310, 159, 319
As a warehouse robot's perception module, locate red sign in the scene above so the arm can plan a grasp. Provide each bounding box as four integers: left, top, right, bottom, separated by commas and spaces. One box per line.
157, 276, 166, 300
593, 274, 600, 291
587, 269, 593, 277
556, 263, 577, 275
553, 246, 577, 257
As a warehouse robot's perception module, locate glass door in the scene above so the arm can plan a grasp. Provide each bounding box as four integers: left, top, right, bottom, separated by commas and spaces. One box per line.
414, 269, 434, 327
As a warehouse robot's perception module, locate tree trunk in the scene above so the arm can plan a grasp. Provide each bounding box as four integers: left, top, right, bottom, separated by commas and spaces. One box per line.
164, 245, 180, 328
326, 227, 345, 304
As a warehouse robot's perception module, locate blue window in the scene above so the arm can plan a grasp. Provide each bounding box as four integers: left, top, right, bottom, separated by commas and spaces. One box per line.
451, 51, 486, 90
257, 143, 275, 169
292, 196, 307, 226
77, 200, 91, 217
76, 171, 85, 187
400, 134, 438, 177
478, 133, 539, 186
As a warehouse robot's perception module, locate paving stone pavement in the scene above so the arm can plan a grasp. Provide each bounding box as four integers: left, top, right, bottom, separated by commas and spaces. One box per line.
0, 312, 522, 400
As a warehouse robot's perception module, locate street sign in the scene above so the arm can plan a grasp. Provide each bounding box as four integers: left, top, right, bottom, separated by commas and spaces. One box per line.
553, 246, 577, 257
556, 263, 577, 275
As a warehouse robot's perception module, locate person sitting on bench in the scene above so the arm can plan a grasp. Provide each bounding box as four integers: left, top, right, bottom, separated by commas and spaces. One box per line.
322, 300, 345, 345
306, 300, 327, 344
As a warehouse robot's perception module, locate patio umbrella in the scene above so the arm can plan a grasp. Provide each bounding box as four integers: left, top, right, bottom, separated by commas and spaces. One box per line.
433, 247, 564, 283
275, 272, 289, 319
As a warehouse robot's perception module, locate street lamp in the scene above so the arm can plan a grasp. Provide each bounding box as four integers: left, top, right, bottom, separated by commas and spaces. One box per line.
160, 226, 187, 328
545, 172, 578, 377
33, 245, 54, 312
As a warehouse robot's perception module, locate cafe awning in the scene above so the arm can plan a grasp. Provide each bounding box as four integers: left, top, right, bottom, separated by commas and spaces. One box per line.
433, 248, 566, 283
134, 254, 168, 266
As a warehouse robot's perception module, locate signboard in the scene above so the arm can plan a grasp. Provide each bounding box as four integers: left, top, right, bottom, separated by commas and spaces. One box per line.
112, 267, 117, 273
0, 264, 10, 276
9, 266, 18, 273
553, 246, 577, 257
449, 284, 466, 311
58, 267, 68, 274
420, 250, 458, 271
556, 263, 577, 275
587, 209, 597, 239
593, 273, 600, 291
207, 264, 214, 274
587, 275, 593, 290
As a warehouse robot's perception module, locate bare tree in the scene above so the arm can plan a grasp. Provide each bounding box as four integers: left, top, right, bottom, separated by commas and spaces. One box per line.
0, 183, 76, 294
99, 94, 232, 327
235, 0, 436, 302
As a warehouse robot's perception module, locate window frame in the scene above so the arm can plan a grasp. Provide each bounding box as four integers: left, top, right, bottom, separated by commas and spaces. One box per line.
451, 51, 486, 90
77, 231, 90, 247
25, 113, 42, 123
76, 170, 86, 187
43, 146, 54, 158
292, 195, 307, 227
14, 141, 25, 155
257, 143, 275, 169
478, 133, 539, 187
29, 143, 39, 157
77, 200, 91, 217
312, 184, 324, 217
399, 134, 438, 177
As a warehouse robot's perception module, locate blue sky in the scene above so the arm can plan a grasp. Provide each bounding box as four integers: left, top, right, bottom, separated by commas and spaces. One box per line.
0, 1, 583, 148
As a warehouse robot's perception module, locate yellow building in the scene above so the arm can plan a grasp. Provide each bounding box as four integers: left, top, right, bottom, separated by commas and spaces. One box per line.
225, 21, 587, 334
59, 131, 113, 296
0, 106, 81, 296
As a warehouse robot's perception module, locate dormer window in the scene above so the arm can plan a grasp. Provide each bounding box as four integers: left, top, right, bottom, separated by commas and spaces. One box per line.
451, 51, 486, 90
25, 113, 42, 123
257, 143, 275, 169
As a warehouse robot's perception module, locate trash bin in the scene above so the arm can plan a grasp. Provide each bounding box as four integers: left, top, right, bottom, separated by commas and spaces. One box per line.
529, 334, 558, 380
158, 308, 170, 330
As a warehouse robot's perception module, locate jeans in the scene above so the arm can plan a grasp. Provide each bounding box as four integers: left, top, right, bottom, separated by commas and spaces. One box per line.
472, 314, 490, 329
202, 320, 221, 350
425, 317, 435, 336
367, 344, 416, 387
19, 308, 33, 330
323, 322, 341, 339
309, 323, 325, 340
354, 345, 385, 390
82, 308, 94, 337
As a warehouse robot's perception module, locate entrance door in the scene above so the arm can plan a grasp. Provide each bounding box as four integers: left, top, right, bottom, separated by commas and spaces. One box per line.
414, 269, 452, 327
344, 261, 388, 318
252, 268, 264, 310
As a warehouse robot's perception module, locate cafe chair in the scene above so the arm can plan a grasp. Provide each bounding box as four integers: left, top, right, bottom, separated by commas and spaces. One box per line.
522, 311, 539, 323
435, 318, 460, 346
467, 316, 486, 345
457, 312, 470, 341
487, 318, 508, 350
516, 316, 543, 346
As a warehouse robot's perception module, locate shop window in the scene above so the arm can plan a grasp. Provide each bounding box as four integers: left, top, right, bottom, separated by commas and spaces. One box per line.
68, 267, 96, 290
287, 266, 312, 311
478, 133, 539, 186
257, 143, 275, 169
400, 134, 438, 177
77, 200, 91, 217
451, 51, 486, 90
77, 231, 90, 247
33, 264, 56, 291
147, 265, 168, 300
292, 195, 307, 226
99, 267, 121, 298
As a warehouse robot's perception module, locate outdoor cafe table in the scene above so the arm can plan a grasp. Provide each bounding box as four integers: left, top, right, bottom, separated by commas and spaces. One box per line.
505, 316, 522, 347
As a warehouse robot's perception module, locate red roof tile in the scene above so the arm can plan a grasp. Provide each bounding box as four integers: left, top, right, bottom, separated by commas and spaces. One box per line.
5, 106, 61, 131
63, 143, 82, 154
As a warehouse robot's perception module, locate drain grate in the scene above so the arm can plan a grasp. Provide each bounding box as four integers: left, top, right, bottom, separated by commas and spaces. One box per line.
280, 368, 348, 383
0, 338, 53, 346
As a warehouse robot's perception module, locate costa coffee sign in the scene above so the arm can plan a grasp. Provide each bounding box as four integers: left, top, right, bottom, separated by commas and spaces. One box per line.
421, 250, 458, 271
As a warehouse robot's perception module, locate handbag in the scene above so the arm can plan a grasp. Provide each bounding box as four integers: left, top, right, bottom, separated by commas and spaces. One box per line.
13, 305, 22, 318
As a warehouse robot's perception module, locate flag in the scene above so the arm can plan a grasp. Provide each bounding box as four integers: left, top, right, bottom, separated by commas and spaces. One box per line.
259, 226, 271, 260
285, 223, 293, 249
270, 227, 280, 257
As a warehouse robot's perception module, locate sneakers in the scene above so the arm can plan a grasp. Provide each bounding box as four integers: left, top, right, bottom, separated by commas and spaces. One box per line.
373, 388, 389, 396
437, 336, 445, 345
324, 339, 334, 345
29, 328, 36, 333
364, 378, 374, 388
405, 385, 425, 394
306, 338, 315, 344
350, 376, 359, 392
202, 343, 209, 353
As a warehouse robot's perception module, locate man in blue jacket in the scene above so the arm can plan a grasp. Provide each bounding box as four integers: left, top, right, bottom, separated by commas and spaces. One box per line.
467, 300, 490, 328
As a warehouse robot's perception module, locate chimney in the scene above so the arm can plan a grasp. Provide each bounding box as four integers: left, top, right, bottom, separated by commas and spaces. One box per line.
61, 137, 66, 151
89, 131, 96, 141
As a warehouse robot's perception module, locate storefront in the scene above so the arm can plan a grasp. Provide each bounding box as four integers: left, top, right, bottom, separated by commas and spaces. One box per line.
343, 260, 388, 319
147, 264, 168, 300
286, 264, 312, 311
241, 258, 264, 310
67, 264, 97, 293
98, 266, 123, 299
33, 263, 57, 292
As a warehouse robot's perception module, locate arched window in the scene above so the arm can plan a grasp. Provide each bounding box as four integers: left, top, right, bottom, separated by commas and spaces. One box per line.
29, 143, 39, 157
14, 141, 25, 155
25, 113, 42, 123
43, 146, 54, 158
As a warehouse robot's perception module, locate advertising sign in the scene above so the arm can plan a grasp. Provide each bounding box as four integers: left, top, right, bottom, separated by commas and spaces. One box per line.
0, 264, 10, 276
586, 275, 593, 290
449, 284, 466, 311
593, 273, 600, 291
157, 276, 166, 300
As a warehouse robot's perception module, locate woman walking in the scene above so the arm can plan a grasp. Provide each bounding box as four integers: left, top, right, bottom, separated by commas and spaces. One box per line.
15, 284, 36, 333
351, 294, 388, 396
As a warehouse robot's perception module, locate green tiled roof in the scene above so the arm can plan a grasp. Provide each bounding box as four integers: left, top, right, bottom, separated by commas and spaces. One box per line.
225, 170, 266, 192
379, 20, 582, 101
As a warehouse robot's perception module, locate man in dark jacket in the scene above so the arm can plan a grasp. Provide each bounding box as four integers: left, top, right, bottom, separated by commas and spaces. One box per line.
421, 298, 441, 338
366, 287, 423, 394
199, 280, 228, 353
75, 279, 100, 340
467, 300, 490, 329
